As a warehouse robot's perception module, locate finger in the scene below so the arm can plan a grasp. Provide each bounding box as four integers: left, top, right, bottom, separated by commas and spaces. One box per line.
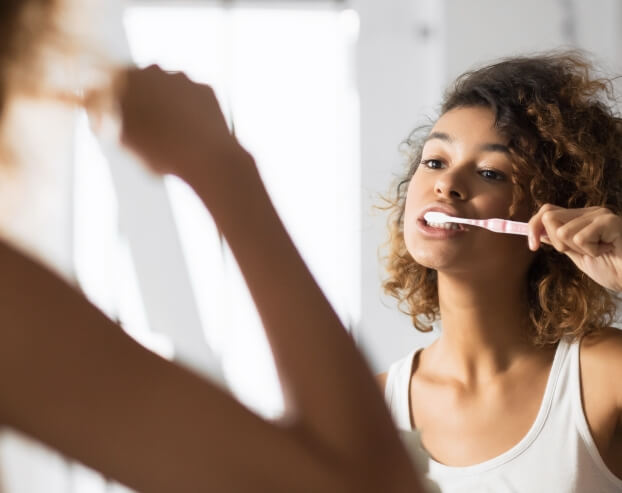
528, 205, 600, 251
538, 207, 601, 254
555, 211, 604, 257
529, 204, 569, 251
571, 212, 621, 256
596, 242, 615, 255
528, 204, 561, 251
539, 207, 619, 257
593, 210, 622, 244
539, 209, 570, 253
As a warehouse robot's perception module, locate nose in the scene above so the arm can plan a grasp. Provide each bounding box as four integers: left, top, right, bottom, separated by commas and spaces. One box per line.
434, 169, 467, 200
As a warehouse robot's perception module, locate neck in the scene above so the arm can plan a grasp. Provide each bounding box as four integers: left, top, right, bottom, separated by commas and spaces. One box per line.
431, 269, 539, 384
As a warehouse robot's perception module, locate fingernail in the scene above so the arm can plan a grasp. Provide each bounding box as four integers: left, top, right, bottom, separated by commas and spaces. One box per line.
528, 234, 535, 250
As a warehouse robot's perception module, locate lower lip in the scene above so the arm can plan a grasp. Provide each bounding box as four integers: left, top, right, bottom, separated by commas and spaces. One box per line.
416, 218, 468, 238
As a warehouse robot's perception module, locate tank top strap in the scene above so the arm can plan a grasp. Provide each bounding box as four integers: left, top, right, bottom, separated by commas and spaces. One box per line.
542, 336, 572, 411
384, 349, 418, 430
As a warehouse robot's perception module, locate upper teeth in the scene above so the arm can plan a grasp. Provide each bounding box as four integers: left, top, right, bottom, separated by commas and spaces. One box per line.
427, 221, 461, 230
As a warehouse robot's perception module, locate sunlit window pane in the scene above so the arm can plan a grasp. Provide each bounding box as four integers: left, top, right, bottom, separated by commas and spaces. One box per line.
122, 5, 359, 417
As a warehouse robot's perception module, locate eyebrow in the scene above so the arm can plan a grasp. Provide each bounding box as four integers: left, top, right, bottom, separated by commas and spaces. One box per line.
424, 131, 510, 154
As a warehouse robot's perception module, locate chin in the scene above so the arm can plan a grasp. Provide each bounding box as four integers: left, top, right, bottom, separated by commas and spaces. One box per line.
408, 244, 464, 271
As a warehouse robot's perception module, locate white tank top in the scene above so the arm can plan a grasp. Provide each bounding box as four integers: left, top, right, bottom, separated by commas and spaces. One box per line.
384, 337, 622, 492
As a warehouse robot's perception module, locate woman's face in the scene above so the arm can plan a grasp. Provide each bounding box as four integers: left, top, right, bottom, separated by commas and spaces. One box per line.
404, 106, 533, 277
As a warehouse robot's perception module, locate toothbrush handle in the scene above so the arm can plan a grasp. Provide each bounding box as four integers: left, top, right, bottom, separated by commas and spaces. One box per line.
486, 219, 529, 236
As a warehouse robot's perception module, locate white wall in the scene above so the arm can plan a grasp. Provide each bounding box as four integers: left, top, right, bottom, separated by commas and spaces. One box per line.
443, 0, 622, 81
353, 0, 443, 372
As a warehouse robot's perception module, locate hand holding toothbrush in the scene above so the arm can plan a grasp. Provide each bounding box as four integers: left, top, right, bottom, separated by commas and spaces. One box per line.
424, 205, 622, 291
527, 204, 622, 291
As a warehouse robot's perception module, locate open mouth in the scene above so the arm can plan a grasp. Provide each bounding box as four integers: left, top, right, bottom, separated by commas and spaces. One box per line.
423, 219, 466, 231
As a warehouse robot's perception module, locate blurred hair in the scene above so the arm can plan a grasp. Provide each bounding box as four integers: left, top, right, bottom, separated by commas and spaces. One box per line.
0, 0, 64, 117
0, 0, 67, 166
382, 51, 622, 346
0, 0, 119, 167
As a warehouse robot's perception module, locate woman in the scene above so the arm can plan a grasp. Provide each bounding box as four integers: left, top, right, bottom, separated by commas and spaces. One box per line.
380, 53, 622, 491
0, 1, 424, 492
1, 2, 620, 492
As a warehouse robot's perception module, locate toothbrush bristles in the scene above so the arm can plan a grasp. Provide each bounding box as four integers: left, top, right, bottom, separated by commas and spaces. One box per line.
423, 211, 451, 223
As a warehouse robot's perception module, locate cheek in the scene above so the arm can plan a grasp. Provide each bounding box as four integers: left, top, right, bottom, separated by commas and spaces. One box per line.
403, 171, 426, 221
478, 191, 515, 219
402, 179, 420, 251
402, 178, 442, 267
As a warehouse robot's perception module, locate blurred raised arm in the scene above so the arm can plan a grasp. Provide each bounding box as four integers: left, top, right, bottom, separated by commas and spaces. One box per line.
115, 65, 421, 490
0, 240, 355, 491
0, 66, 423, 492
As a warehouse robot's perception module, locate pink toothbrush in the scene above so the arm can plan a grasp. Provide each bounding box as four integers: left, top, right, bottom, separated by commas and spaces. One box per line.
423, 211, 529, 236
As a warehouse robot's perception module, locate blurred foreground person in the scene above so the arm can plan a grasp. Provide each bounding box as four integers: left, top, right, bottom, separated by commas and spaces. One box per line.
0, 1, 425, 492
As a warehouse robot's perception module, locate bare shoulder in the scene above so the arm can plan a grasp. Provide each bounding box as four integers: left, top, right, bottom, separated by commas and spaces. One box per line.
579, 327, 622, 477
581, 326, 622, 362
580, 327, 622, 407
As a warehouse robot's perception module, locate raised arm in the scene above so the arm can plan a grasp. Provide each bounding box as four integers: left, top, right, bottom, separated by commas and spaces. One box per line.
0, 66, 423, 493
0, 240, 347, 492
115, 65, 420, 489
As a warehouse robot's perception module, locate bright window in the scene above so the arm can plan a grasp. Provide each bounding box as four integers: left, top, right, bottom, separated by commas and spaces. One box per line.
75, 3, 360, 418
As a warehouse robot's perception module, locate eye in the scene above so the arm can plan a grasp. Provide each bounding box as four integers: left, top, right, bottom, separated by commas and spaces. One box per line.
420, 159, 444, 170
479, 168, 506, 181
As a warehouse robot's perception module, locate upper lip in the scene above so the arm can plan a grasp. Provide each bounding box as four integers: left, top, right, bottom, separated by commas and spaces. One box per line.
418, 203, 468, 222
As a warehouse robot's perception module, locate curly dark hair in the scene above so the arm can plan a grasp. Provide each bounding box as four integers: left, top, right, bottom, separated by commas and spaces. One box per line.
382, 51, 622, 346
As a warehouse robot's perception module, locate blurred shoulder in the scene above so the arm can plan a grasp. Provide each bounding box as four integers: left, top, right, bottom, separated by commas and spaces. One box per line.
0, 237, 29, 271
